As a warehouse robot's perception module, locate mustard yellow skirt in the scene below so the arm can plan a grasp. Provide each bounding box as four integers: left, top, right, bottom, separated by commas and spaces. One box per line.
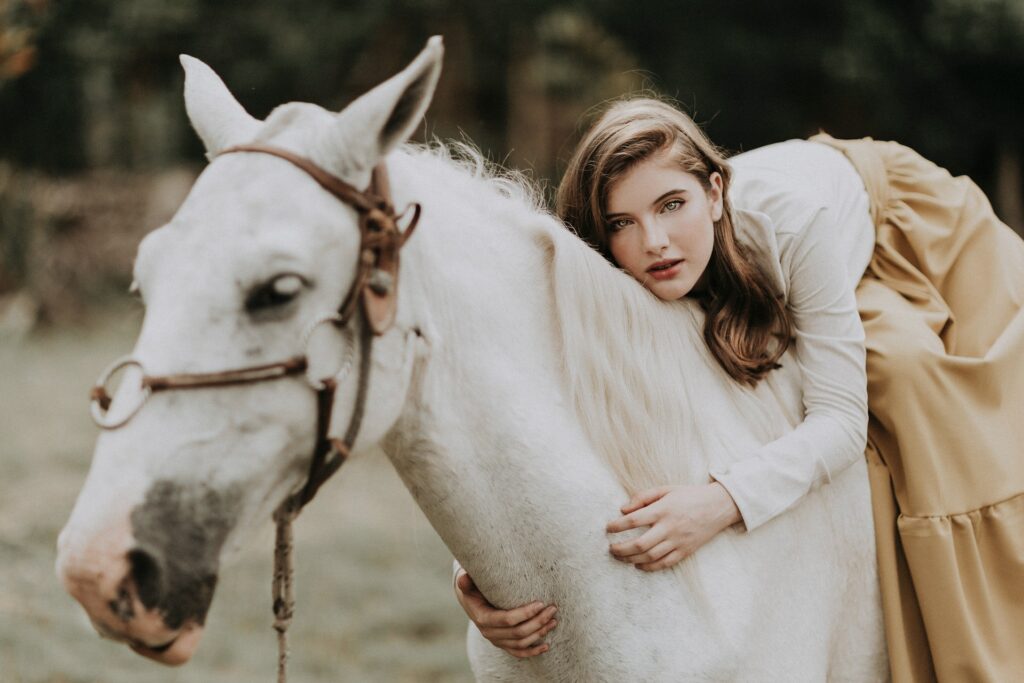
812, 134, 1024, 682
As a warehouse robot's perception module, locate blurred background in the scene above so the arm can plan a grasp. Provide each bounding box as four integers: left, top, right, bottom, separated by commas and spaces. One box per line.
1, 0, 1022, 680
2, 0, 1024, 327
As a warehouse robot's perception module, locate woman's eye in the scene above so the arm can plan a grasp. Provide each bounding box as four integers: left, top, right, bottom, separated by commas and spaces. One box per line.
608, 218, 632, 232
663, 199, 683, 212
246, 274, 305, 312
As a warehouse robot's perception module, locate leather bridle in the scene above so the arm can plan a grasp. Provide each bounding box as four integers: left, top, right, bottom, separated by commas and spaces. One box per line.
87, 144, 421, 681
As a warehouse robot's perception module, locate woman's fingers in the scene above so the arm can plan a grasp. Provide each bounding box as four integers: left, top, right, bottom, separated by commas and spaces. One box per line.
490, 612, 559, 646
606, 506, 660, 534
505, 641, 551, 658
481, 602, 561, 643
614, 539, 675, 565
637, 549, 686, 572
619, 486, 672, 514
455, 572, 548, 626
609, 525, 666, 558
455, 570, 476, 594
491, 615, 559, 652
455, 577, 498, 614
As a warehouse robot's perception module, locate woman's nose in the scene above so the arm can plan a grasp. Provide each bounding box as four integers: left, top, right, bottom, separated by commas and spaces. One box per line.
641, 222, 669, 254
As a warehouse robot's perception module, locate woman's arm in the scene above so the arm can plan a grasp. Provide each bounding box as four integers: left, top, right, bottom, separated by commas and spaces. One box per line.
607, 209, 867, 566
708, 207, 869, 531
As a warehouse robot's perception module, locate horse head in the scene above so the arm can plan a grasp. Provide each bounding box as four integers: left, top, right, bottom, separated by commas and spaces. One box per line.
56, 37, 443, 666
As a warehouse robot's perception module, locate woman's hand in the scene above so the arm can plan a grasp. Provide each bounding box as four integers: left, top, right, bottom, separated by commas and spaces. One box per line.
453, 568, 557, 658
606, 483, 742, 571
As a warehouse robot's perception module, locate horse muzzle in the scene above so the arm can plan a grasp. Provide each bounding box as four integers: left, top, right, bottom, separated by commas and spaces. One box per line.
56, 485, 229, 667
57, 531, 212, 665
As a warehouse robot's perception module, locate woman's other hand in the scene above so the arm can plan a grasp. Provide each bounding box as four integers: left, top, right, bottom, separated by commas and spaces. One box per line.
606, 483, 742, 571
453, 568, 557, 658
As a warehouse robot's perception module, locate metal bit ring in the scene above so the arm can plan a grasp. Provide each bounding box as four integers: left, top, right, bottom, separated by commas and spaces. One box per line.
89, 356, 152, 429
301, 313, 355, 390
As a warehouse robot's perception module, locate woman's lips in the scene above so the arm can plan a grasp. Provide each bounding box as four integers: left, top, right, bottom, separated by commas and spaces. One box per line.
647, 259, 683, 280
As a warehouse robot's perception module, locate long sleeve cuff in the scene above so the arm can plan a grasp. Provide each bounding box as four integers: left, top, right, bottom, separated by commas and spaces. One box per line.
707, 413, 862, 532
709, 462, 786, 532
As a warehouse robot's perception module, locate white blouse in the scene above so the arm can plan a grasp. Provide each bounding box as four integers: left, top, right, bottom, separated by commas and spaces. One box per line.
707, 139, 876, 531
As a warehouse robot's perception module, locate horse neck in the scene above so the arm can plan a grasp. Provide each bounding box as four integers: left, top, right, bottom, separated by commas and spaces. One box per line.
380, 152, 627, 607
388, 148, 566, 397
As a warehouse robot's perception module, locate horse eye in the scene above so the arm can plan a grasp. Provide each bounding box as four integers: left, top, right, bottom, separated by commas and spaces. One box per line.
246, 274, 305, 312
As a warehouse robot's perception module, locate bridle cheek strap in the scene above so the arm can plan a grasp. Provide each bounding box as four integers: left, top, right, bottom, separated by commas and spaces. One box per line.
291, 316, 374, 511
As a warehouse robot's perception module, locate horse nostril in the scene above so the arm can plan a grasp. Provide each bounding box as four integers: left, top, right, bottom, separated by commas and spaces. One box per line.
127, 548, 163, 609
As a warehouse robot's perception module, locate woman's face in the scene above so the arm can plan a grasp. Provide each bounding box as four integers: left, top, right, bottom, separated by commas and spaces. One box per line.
605, 150, 722, 300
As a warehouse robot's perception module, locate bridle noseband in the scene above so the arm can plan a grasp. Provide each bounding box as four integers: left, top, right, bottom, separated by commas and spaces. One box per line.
87, 144, 420, 682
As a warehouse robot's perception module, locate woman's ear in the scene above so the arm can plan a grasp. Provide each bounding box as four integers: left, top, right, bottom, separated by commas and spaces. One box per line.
708, 172, 724, 222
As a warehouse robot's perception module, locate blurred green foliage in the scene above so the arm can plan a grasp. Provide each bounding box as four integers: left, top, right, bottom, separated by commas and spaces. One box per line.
0, 0, 1022, 323
2, 0, 1021, 178
589, 0, 1024, 184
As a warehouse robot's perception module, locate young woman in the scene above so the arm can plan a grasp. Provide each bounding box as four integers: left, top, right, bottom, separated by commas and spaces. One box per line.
453, 98, 1024, 680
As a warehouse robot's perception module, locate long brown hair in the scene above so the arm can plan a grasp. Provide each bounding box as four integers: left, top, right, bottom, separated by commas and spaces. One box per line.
556, 98, 791, 386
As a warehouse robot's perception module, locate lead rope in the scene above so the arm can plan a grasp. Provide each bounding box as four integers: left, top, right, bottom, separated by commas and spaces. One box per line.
273, 505, 297, 683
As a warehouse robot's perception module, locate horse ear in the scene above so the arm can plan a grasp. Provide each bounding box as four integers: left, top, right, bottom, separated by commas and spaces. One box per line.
180, 55, 261, 159
326, 36, 444, 181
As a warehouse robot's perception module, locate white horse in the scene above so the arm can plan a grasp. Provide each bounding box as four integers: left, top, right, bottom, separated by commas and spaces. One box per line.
56, 38, 887, 681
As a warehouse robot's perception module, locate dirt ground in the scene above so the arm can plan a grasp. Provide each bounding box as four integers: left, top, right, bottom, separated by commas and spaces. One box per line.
0, 308, 474, 682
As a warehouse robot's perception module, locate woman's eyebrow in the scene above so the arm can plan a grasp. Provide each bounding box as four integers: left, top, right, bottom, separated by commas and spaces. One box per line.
651, 188, 688, 205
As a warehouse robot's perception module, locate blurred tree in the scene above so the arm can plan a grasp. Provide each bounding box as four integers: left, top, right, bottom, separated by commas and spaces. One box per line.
507, 8, 641, 180
585, 0, 846, 150
822, 0, 1024, 229
586, 0, 1024, 230
0, 0, 394, 171
0, 0, 86, 170
0, 0, 1020, 228
0, 0, 47, 80
925, 0, 1024, 230
1, 0, 1022, 322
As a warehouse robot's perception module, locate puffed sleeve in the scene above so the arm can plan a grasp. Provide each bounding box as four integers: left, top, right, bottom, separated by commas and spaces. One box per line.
707, 208, 869, 531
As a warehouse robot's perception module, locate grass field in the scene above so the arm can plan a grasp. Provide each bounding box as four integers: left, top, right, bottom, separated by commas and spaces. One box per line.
0, 308, 474, 682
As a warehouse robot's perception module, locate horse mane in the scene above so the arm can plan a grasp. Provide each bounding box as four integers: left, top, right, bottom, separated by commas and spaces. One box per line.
402, 140, 548, 215
400, 141, 796, 496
